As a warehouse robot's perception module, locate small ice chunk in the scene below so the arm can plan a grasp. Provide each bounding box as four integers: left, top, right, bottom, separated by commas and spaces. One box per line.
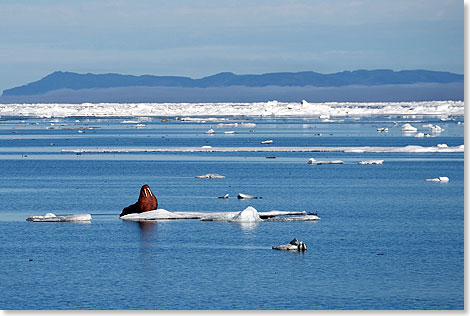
195, 173, 225, 179
358, 160, 384, 165
425, 177, 449, 182
431, 125, 443, 132
308, 158, 343, 165
377, 127, 388, 132
218, 194, 229, 199
224, 131, 236, 134
201, 145, 212, 149
237, 193, 257, 199
205, 128, 215, 134
437, 144, 448, 148
260, 140, 273, 144
414, 133, 425, 138
231, 206, 261, 222
27, 213, 92, 222
319, 114, 330, 119
401, 123, 418, 132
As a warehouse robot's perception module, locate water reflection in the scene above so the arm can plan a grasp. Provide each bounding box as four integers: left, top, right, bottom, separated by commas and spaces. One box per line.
234, 221, 260, 231
137, 220, 157, 242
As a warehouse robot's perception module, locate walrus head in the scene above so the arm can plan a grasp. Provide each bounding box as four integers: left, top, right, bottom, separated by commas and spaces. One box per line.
137, 184, 158, 212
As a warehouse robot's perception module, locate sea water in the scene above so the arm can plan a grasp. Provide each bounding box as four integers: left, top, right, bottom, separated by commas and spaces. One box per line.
0, 114, 464, 309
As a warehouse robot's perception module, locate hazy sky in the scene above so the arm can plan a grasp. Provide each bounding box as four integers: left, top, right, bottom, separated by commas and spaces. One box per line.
0, 0, 463, 92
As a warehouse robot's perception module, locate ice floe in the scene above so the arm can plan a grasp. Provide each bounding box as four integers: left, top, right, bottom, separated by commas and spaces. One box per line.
205, 128, 215, 134
62, 144, 464, 154
26, 213, 92, 222
377, 127, 388, 132
0, 100, 463, 118
237, 193, 258, 199
308, 158, 344, 165
260, 140, 273, 144
119, 207, 318, 223
358, 160, 384, 165
195, 173, 225, 179
230, 206, 261, 223
401, 123, 418, 132
425, 176, 450, 182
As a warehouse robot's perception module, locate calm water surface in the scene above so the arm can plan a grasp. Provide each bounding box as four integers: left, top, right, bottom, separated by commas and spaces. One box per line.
0, 115, 464, 309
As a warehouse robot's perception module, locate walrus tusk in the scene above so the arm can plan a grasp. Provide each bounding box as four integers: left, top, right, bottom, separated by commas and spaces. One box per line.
144, 189, 148, 197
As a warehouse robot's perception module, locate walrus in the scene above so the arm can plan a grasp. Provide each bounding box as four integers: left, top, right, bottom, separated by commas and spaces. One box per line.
120, 185, 158, 217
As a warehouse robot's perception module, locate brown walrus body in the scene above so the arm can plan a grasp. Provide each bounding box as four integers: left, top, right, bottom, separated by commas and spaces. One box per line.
120, 185, 158, 217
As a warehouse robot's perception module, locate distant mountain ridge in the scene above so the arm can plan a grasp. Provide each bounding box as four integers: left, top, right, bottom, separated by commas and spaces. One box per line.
2, 69, 463, 96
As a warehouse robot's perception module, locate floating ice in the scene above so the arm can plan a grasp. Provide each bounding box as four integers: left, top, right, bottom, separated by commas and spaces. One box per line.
425, 176, 449, 182
308, 158, 344, 165
120, 209, 185, 220
414, 133, 425, 138
430, 125, 443, 132
377, 128, 388, 132
201, 145, 212, 149
218, 194, 229, 199
358, 160, 384, 165
224, 131, 236, 134
0, 101, 463, 118
230, 206, 261, 223
119, 207, 313, 222
237, 193, 257, 199
26, 213, 92, 222
205, 128, 215, 134
260, 140, 273, 144
63, 144, 464, 154
195, 173, 225, 179
401, 123, 418, 132
437, 144, 448, 148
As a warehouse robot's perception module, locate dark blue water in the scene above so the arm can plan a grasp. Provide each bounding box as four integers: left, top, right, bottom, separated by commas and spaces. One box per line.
0, 115, 464, 309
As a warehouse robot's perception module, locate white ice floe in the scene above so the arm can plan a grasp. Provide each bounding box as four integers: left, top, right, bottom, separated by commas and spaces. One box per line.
201, 145, 212, 149
237, 193, 257, 199
26, 213, 92, 222
119, 207, 316, 222
195, 173, 225, 179
260, 140, 273, 144
218, 194, 229, 199
437, 144, 448, 148
0, 101, 463, 118
414, 133, 425, 138
308, 158, 344, 165
230, 206, 261, 223
240, 123, 256, 128
358, 160, 384, 165
224, 131, 236, 134
401, 123, 418, 132
430, 125, 444, 132
425, 176, 450, 182
377, 127, 388, 132
205, 128, 215, 134
216, 123, 238, 128
62, 144, 464, 154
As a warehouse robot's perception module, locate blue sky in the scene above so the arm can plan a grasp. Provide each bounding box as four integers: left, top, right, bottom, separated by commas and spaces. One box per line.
0, 0, 463, 92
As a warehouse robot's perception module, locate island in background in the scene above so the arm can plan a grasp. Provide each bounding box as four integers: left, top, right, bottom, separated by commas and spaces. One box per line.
0, 69, 463, 103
